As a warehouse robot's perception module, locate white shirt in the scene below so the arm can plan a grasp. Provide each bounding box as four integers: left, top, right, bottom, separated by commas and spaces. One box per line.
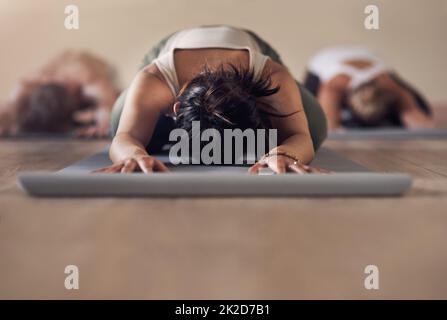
308, 46, 391, 89
153, 25, 270, 96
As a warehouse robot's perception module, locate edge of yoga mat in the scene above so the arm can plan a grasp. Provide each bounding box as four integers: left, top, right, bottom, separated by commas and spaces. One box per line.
19, 145, 413, 197
17, 172, 412, 197
328, 128, 447, 140
59, 147, 370, 174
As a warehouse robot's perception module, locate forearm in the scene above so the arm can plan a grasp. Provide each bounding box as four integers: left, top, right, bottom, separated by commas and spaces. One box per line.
398, 92, 435, 129
400, 110, 435, 129
270, 133, 315, 164
317, 81, 348, 131
320, 100, 341, 131
109, 133, 149, 163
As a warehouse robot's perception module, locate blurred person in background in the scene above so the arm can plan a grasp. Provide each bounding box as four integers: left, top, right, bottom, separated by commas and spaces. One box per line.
0, 50, 120, 137
304, 46, 435, 131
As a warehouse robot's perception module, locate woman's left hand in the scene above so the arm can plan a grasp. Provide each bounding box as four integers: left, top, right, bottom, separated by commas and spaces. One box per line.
74, 108, 111, 138
248, 154, 332, 174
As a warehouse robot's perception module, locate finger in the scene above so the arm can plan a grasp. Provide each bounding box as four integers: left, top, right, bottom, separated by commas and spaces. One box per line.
105, 163, 126, 173
98, 127, 110, 137
73, 110, 96, 123
85, 126, 98, 138
308, 166, 333, 174
137, 158, 154, 174
76, 126, 98, 138
269, 159, 287, 174
121, 159, 137, 173
275, 164, 287, 174
153, 159, 170, 172
287, 163, 307, 174
104, 165, 124, 173
92, 163, 124, 173
263, 156, 287, 174
248, 164, 259, 174
74, 127, 88, 137
248, 162, 267, 174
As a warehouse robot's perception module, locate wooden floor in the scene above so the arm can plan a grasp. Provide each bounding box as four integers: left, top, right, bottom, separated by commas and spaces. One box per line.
0, 136, 446, 299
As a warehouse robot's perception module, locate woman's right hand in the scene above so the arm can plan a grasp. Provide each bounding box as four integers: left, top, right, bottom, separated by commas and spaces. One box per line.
92, 155, 170, 174
0, 105, 16, 136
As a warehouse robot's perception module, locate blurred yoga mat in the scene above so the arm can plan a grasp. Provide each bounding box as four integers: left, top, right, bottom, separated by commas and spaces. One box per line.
328, 128, 447, 140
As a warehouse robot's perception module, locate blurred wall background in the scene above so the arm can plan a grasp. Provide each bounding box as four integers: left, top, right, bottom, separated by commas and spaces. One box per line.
1, 0, 446, 102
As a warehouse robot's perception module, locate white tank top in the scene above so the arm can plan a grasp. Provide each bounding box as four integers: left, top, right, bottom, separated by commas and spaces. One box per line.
308, 47, 391, 89
153, 25, 270, 96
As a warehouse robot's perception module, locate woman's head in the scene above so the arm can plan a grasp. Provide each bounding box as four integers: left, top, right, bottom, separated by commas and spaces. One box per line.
174, 65, 280, 135
17, 83, 79, 133
348, 80, 398, 126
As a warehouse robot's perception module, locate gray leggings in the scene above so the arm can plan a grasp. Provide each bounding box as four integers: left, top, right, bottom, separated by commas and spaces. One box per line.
111, 29, 327, 151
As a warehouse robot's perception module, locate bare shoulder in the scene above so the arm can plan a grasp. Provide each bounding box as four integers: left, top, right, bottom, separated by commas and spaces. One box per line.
137, 64, 171, 94
260, 60, 304, 113
262, 60, 299, 97
140, 63, 170, 85
263, 59, 291, 82
324, 74, 351, 91
129, 64, 175, 108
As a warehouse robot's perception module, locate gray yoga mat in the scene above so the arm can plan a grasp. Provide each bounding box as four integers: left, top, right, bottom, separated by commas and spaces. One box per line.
328, 128, 447, 140
21, 147, 414, 197
60, 147, 370, 173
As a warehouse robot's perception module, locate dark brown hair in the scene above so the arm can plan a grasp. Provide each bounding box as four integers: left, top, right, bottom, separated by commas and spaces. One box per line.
17, 83, 77, 133
175, 64, 281, 134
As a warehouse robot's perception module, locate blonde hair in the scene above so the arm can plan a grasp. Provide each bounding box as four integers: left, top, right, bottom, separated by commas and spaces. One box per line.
348, 81, 397, 125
